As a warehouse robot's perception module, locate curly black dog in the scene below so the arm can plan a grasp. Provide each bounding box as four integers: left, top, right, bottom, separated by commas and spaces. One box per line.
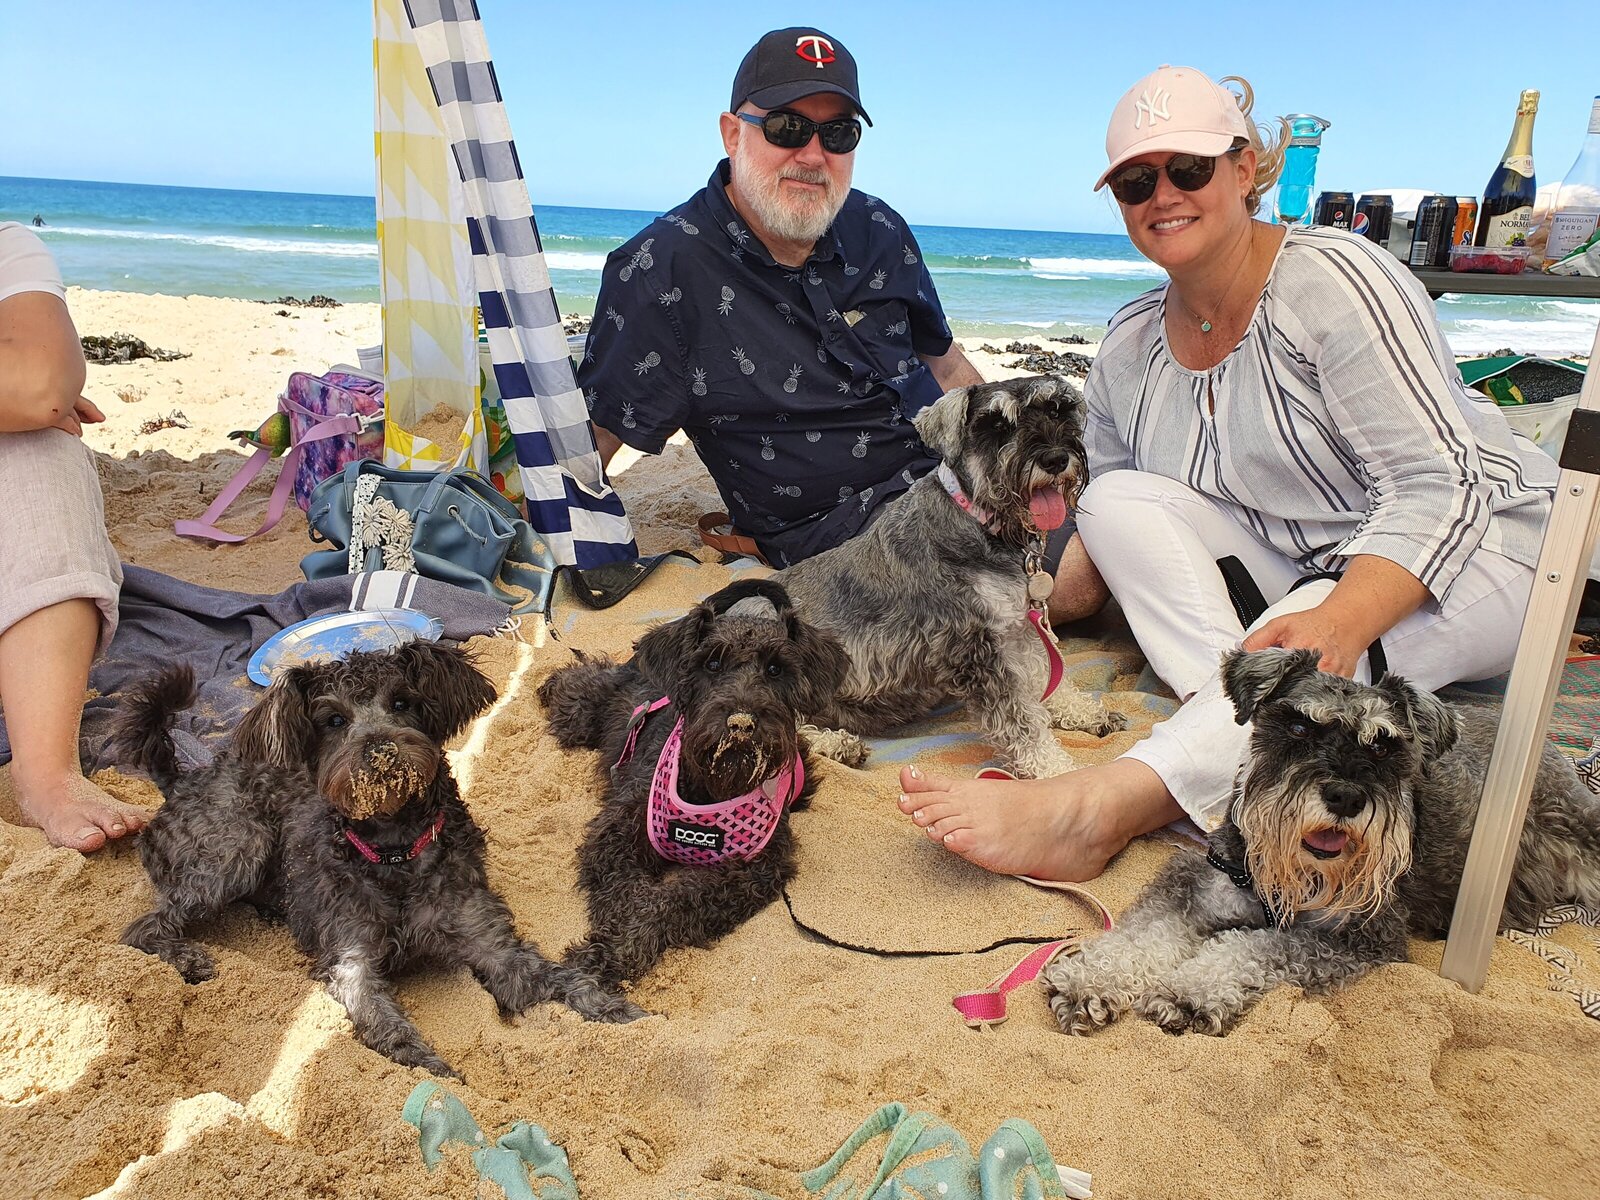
113, 640, 641, 1077
538, 580, 847, 989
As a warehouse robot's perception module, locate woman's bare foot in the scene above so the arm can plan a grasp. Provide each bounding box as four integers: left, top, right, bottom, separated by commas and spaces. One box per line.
896, 758, 1182, 882
13, 768, 146, 852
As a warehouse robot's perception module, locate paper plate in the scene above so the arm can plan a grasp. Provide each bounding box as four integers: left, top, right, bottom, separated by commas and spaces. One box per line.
247, 609, 444, 686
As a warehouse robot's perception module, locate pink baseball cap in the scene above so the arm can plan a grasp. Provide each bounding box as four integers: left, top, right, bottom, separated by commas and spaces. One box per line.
1094, 65, 1252, 191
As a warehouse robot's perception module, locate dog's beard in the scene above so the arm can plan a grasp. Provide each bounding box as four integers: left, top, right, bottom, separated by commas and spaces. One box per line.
321, 737, 441, 821
1232, 768, 1413, 925
731, 134, 847, 245
680, 716, 799, 803
967, 441, 1083, 545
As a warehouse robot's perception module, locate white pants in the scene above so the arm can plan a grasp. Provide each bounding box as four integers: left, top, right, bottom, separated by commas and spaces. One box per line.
1075, 470, 1535, 831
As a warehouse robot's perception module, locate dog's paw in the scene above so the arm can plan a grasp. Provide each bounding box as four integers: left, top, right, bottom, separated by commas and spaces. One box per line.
392, 1043, 460, 1079
1006, 742, 1077, 780
800, 724, 869, 769
1137, 990, 1230, 1037
598, 996, 650, 1024
1047, 989, 1121, 1036
164, 943, 216, 985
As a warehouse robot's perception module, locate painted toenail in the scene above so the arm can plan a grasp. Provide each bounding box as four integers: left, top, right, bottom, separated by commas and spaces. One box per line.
913, 810, 924, 822
111, 823, 124, 832
909, 765, 923, 779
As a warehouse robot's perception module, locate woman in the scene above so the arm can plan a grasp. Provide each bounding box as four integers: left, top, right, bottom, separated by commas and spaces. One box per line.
0, 220, 144, 851
897, 65, 1557, 881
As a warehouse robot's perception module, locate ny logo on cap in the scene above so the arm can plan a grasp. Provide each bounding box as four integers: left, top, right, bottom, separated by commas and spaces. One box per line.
795, 34, 835, 67
1134, 87, 1171, 128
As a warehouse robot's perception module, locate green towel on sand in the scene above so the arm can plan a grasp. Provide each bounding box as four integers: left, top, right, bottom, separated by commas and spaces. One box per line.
402, 1085, 1090, 1199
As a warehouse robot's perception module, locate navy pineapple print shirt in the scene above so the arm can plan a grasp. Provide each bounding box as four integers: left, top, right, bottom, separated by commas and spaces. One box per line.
578, 160, 955, 567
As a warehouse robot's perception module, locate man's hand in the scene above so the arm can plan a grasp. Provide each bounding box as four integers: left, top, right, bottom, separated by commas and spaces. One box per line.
51, 397, 105, 438
1242, 603, 1365, 678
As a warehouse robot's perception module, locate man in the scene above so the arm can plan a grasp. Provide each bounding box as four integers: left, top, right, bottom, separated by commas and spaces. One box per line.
578, 27, 984, 568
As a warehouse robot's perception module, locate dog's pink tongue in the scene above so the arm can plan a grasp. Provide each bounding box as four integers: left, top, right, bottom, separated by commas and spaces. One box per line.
1304, 828, 1349, 854
1029, 486, 1067, 531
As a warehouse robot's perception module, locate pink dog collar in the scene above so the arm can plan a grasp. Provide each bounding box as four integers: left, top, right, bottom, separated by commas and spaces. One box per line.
618, 697, 804, 867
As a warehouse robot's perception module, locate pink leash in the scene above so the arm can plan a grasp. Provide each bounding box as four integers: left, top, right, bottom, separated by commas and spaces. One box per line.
174, 404, 365, 543
949, 768, 1114, 1028
1029, 609, 1064, 701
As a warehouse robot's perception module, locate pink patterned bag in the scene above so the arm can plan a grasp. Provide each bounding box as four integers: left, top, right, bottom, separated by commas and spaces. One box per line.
176, 370, 385, 543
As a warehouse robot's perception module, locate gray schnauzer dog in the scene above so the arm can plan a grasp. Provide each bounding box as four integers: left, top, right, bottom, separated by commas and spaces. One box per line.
773, 375, 1124, 779
1043, 647, 1600, 1036
113, 641, 641, 1077
538, 580, 842, 990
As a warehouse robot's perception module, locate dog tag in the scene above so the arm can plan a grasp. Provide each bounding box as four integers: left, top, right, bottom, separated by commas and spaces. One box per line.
1027, 571, 1055, 603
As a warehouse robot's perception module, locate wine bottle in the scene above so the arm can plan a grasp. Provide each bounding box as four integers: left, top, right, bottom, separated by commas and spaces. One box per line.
1475, 90, 1539, 248
1544, 96, 1600, 269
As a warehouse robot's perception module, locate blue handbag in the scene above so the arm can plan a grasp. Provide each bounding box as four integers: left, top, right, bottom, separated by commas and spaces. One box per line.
302, 460, 555, 616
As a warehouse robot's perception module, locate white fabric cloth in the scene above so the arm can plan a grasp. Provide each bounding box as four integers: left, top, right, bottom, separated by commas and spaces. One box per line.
1078, 470, 1533, 829
0, 223, 65, 304
1084, 225, 1557, 615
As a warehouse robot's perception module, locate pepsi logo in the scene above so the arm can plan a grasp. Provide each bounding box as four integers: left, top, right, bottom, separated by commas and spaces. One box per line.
1352, 213, 1369, 235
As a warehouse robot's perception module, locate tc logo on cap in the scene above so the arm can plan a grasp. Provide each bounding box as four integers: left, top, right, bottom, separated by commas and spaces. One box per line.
1134, 87, 1172, 128
795, 34, 835, 67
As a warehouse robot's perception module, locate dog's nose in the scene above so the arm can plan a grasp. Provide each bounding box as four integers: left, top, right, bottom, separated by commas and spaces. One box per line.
1039, 449, 1075, 476
1321, 782, 1367, 819
726, 712, 755, 736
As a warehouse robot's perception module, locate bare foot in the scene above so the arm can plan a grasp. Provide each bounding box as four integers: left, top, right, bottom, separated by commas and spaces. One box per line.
896, 758, 1180, 882
13, 769, 147, 852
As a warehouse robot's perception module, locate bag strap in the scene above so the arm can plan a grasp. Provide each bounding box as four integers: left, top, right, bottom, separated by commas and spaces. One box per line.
697, 512, 768, 564
174, 415, 361, 543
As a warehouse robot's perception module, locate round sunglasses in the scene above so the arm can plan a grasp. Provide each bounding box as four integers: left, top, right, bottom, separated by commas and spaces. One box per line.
1106, 153, 1221, 206
736, 110, 863, 155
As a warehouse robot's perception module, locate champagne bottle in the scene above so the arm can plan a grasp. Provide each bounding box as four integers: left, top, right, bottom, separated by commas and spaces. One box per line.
1544, 96, 1600, 269
1475, 90, 1539, 248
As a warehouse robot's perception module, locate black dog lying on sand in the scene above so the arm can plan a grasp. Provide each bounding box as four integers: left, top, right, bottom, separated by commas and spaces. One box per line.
539, 579, 847, 989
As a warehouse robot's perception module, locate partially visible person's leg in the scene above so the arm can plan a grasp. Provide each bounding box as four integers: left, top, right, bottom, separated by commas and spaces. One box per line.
0, 428, 139, 851
901, 470, 1302, 879
1043, 524, 1110, 626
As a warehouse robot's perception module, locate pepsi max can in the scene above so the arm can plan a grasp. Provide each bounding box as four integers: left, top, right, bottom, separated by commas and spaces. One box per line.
1313, 191, 1355, 229
1353, 195, 1393, 244
1408, 195, 1458, 269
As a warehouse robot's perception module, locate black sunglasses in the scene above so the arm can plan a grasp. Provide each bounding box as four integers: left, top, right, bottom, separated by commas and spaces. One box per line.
736, 110, 862, 155
1106, 153, 1221, 206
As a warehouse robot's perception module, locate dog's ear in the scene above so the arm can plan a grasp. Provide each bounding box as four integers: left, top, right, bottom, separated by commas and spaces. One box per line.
233, 668, 316, 767
1376, 672, 1461, 759
784, 612, 851, 714
1220, 647, 1321, 724
631, 603, 713, 692
911, 385, 971, 462
397, 640, 498, 742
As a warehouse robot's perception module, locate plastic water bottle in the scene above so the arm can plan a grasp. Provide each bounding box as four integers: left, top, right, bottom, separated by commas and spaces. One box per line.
1273, 115, 1332, 226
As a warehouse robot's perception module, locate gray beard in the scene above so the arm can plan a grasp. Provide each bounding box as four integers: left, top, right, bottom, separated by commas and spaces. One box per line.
732, 144, 848, 247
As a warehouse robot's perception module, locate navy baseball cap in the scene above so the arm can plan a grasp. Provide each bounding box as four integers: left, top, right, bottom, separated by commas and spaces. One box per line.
730, 28, 872, 126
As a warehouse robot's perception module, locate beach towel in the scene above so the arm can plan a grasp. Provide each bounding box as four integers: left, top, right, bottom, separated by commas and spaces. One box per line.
0, 565, 510, 775
402, 1085, 1093, 1200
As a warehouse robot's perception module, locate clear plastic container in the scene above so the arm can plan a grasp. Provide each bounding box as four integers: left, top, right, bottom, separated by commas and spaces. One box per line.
1449, 245, 1531, 274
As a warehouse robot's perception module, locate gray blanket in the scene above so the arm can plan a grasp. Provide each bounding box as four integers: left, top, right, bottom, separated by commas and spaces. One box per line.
0, 565, 511, 774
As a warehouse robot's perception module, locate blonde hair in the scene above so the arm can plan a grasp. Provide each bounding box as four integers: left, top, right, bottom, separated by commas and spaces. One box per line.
1219, 75, 1288, 216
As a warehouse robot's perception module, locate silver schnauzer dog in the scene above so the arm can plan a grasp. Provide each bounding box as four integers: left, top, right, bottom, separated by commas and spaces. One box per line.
772, 375, 1124, 778
113, 642, 641, 1077
1043, 647, 1600, 1036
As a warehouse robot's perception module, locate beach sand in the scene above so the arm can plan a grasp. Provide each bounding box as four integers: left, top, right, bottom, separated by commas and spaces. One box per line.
2, 289, 1598, 1199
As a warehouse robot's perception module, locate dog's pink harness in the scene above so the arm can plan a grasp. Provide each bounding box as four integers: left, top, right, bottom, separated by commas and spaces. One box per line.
935, 464, 1065, 700
616, 697, 805, 867
341, 810, 445, 866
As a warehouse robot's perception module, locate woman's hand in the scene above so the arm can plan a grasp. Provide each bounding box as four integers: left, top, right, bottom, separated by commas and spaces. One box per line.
1241, 555, 1434, 679
1242, 605, 1366, 677
50, 396, 105, 438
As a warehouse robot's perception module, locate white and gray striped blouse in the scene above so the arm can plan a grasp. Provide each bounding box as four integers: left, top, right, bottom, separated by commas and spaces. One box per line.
1084, 225, 1557, 613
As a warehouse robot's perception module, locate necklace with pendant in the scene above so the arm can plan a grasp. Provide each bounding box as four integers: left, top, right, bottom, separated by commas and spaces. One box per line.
1174, 226, 1256, 335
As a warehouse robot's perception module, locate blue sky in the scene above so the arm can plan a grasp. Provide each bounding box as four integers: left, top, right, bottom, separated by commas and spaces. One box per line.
4, 0, 1596, 235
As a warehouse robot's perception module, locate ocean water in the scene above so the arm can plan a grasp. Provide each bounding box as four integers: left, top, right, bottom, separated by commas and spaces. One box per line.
3, 175, 1596, 356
